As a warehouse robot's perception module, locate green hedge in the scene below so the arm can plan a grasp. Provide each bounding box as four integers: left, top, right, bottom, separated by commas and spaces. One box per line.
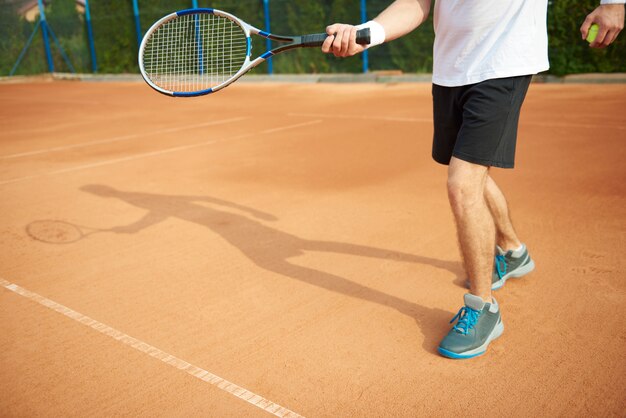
548, 0, 626, 75
1, 0, 624, 76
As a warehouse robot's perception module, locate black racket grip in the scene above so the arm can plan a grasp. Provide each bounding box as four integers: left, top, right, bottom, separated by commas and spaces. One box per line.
300, 28, 371, 47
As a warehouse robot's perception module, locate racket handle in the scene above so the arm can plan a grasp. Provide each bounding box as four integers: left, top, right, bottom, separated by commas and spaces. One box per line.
300, 28, 371, 47
356, 28, 371, 45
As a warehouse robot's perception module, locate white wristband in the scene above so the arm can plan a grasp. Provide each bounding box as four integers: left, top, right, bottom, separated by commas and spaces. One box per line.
355, 20, 386, 48
600, 0, 626, 4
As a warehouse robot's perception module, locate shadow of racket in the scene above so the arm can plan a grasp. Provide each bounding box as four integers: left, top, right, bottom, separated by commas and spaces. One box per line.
26, 220, 112, 244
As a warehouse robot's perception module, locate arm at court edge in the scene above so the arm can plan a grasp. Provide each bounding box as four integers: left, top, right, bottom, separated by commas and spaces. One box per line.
322, 0, 431, 57
581, 2, 625, 48
194, 196, 277, 221
109, 213, 168, 234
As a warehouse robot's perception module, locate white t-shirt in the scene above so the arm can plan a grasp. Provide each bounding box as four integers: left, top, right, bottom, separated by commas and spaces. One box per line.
432, 0, 550, 87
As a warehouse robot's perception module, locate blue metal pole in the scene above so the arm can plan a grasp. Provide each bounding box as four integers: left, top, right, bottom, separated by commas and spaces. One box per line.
191, 0, 203, 74
10, 20, 42, 76
47, 25, 76, 73
262, 0, 273, 75
38, 0, 54, 73
360, 0, 369, 73
194, 6, 203, 74
132, 0, 142, 49
84, 0, 97, 73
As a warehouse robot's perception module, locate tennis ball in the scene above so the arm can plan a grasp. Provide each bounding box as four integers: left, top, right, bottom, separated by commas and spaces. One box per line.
586, 23, 599, 43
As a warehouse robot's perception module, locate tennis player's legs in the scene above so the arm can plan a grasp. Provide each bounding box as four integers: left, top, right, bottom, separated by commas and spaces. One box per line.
432, 75, 531, 299
433, 75, 532, 358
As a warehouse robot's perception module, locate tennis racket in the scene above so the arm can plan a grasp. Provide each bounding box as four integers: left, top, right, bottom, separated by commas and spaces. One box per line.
138, 8, 371, 97
26, 220, 111, 244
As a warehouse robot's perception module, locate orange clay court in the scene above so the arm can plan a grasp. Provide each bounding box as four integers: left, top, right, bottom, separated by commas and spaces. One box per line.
0, 79, 625, 417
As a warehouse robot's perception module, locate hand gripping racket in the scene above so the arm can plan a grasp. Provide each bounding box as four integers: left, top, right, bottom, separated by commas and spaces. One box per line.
138, 8, 371, 97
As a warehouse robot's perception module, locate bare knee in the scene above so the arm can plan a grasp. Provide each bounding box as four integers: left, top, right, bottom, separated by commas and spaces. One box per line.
447, 158, 489, 214
447, 176, 482, 213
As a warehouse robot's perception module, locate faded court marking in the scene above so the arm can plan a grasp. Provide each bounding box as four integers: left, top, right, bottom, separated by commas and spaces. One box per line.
261, 120, 322, 134
288, 112, 431, 123
3, 120, 96, 136
1, 117, 247, 160
0, 278, 304, 418
0, 120, 322, 186
288, 112, 626, 130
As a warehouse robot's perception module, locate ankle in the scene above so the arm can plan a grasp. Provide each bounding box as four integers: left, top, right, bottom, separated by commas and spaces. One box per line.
470, 291, 492, 305
497, 240, 522, 252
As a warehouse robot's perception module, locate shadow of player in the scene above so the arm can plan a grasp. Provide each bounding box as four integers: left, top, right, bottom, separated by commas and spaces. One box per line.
81, 184, 461, 353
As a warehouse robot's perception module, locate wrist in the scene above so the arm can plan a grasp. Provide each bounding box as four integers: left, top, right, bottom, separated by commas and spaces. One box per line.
355, 20, 386, 48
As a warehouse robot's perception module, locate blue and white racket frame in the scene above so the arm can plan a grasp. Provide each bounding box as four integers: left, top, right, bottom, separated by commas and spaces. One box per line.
139, 8, 370, 97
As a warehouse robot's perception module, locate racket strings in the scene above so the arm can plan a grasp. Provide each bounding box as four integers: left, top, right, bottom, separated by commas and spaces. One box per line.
143, 14, 248, 92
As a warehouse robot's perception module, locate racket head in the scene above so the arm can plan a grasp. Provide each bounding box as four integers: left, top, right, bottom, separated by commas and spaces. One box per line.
139, 8, 252, 97
26, 220, 94, 244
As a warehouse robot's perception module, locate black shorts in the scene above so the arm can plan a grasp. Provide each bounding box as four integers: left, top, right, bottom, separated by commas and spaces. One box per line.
432, 75, 532, 168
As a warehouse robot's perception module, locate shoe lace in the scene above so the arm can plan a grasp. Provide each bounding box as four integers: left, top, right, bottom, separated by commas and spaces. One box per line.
450, 306, 481, 335
495, 254, 507, 279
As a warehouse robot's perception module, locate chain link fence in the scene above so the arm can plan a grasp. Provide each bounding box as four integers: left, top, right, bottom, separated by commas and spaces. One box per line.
1, 0, 624, 77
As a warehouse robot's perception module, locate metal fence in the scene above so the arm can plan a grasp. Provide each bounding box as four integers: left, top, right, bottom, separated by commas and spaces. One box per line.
1, 0, 624, 77
1, 0, 435, 76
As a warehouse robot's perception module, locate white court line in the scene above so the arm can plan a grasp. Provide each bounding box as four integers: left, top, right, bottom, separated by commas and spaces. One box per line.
0, 278, 304, 418
2, 120, 96, 136
288, 112, 431, 123
1, 117, 247, 160
261, 120, 322, 134
1, 98, 102, 106
0, 138, 225, 186
523, 121, 626, 130
289, 112, 626, 130
0, 120, 322, 186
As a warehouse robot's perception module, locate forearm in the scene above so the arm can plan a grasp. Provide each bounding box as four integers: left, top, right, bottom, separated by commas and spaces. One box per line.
323, 0, 431, 57
373, 0, 432, 41
111, 213, 166, 234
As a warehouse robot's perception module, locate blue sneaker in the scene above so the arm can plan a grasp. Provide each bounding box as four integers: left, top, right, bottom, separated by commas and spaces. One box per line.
492, 244, 535, 290
438, 294, 504, 359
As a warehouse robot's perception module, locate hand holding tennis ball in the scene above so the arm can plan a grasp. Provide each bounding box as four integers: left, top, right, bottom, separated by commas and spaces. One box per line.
580, 4, 625, 48
586, 23, 599, 43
